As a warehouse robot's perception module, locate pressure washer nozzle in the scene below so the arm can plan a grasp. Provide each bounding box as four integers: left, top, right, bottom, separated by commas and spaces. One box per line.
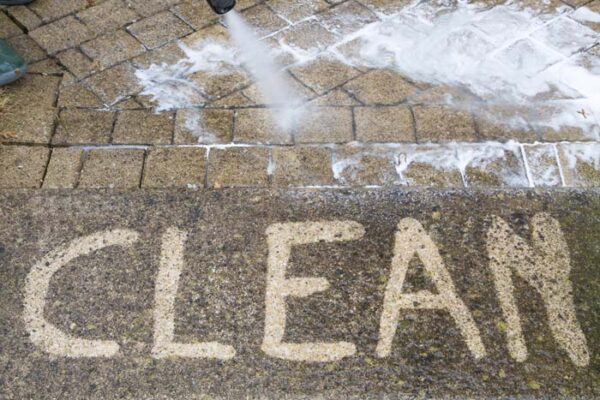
206, 0, 235, 14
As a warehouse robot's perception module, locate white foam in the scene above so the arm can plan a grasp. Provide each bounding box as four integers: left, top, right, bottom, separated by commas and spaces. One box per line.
135, 41, 240, 111
571, 6, 600, 23
332, 141, 530, 187
136, 1, 600, 140
182, 109, 219, 143
560, 142, 600, 169
522, 143, 562, 187
325, 2, 600, 136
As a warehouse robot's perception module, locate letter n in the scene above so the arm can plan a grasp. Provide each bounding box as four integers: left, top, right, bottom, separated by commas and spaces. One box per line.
486, 213, 589, 366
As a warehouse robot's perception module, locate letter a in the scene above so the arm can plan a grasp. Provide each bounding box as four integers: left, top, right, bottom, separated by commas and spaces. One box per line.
23, 229, 139, 357
486, 213, 589, 367
377, 218, 486, 359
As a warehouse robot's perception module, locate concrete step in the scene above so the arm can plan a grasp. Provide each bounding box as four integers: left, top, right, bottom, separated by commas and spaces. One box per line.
0, 189, 598, 399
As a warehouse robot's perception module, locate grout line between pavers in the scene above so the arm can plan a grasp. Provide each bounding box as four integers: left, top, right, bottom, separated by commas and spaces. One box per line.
2, 9, 29, 34
203, 147, 211, 188
472, 113, 483, 141
408, 106, 418, 143
46, 77, 64, 147
3, 139, 599, 150
170, 110, 177, 145
39, 147, 53, 188
350, 106, 357, 141
519, 143, 535, 188
553, 143, 567, 187
74, 149, 88, 189
231, 109, 237, 143
267, 147, 274, 186
139, 149, 148, 188
22, 3, 43, 21
109, 110, 119, 144
169, 8, 197, 32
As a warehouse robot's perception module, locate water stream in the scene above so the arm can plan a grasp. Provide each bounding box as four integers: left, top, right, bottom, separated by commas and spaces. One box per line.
224, 10, 304, 131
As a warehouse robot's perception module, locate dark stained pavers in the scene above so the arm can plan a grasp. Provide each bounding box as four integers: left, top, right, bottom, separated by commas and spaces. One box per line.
0, 189, 598, 398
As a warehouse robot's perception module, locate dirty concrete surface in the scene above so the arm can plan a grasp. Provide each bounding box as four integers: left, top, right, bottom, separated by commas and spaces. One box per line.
0, 188, 598, 399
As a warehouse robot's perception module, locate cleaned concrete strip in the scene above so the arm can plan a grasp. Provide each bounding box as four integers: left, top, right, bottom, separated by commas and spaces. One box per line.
0, 189, 598, 399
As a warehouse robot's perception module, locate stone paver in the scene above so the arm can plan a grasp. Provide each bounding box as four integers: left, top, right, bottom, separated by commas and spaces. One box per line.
0, 145, 49, 188
234, 108, 293, 144
523, 143, 563, 187
53, 109, 115, 145
239, 4, 287, 37
127, 11, 193, 49
56, 48, 98, 79
81, 30, 146, 70
127, 0, 180, 17
0, 12, 23, 38
172, 0, 219, 30
174, 109, 234, 144
0, 75, 59, 144
273, 19, 338, 53
414, 106, 478, 142
142, 147, 206, 188
272, 146, 333, 186
475, 110, 538, 142
113, 110, 174, 144
319, 0, 379, 35
464, 144, 529, 188
334, 145, 398, 186
76, 0, 140, 35
57, 80, 104, 108
28, 0, 87, 23
189, 69, 250, 100
42, 147, 84, 189
29, 16, 92, 55
7, 34, 46, 64
5, 5, 42, 30
396, 145, 465, 187
78, 148, 145, 188
267, 0, 330, 23
557, 142, 600, 187
312, 88, 359, 106
295, 107, 353, 143
83, 62, 141, 104
207, 147, 269, 188
355, 106, 415, 142
290, 58, 362, 95
344, 69, 418, 105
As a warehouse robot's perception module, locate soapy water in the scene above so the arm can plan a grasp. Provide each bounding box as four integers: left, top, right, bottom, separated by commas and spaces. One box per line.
333, 141, 530, 187
136, 10, 303, 131
334, 1, 600, 136
136, 0, 600, 138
